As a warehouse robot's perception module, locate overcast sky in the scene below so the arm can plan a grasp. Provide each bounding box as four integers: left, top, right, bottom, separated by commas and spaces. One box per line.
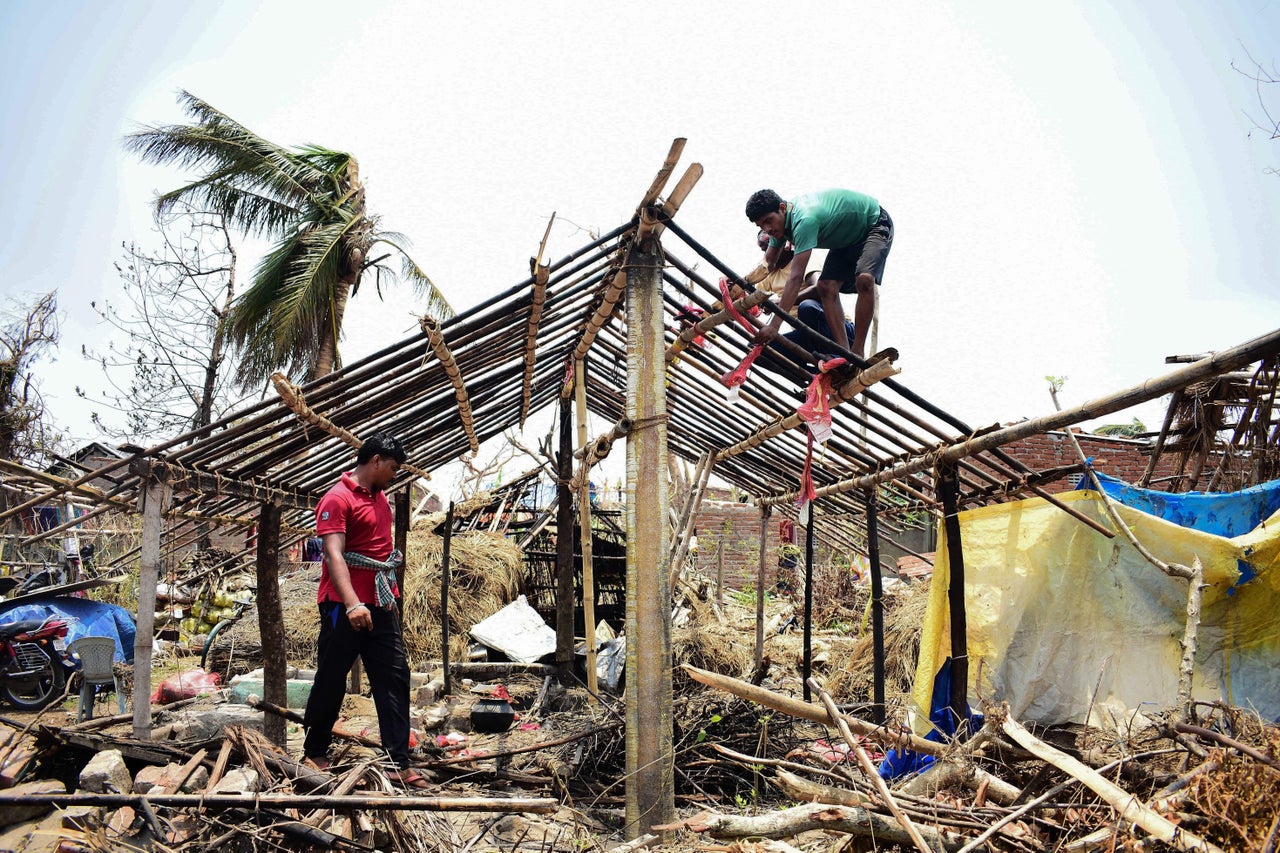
2, 1, 1278, 489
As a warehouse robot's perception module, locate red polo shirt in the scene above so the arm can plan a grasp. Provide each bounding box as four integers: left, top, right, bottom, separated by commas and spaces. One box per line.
315, 472, 397, 604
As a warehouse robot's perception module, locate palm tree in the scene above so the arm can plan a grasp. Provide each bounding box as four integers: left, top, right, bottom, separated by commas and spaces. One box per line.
126, 91, 452, 390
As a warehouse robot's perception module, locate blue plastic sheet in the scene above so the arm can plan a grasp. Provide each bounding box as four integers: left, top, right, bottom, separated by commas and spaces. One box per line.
0, 597, 136, 663
1085, 472, 1280, 538
879, 657, 983, 779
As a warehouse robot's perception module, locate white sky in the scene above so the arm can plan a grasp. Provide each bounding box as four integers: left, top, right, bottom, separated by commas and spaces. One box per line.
2, 0, 1278, 490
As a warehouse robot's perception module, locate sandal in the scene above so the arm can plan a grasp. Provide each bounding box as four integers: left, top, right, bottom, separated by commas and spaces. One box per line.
390, 767, 433, 790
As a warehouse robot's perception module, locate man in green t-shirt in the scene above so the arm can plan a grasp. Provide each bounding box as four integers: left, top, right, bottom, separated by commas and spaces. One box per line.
745, 188, 893, 359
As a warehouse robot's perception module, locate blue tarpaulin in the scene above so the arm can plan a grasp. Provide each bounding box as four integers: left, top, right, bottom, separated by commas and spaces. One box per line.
1085, 471, 1280, 538
0, 597, 136, 663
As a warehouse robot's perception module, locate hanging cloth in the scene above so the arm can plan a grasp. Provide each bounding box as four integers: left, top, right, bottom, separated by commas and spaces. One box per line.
722, 344, 765, 388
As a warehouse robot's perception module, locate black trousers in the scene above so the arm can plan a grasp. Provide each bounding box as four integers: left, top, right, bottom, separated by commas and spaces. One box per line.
303, 601, 411, 768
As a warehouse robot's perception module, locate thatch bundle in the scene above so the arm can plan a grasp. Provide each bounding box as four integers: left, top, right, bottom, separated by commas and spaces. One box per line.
400, 528, 522, 668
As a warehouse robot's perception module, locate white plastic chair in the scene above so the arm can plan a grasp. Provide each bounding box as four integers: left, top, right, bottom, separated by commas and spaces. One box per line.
69, 636, 125, 721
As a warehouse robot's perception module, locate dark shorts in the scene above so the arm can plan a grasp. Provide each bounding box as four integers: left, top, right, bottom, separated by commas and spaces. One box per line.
820, 207, 893, 293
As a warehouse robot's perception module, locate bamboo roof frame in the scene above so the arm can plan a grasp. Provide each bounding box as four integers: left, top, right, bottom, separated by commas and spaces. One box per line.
5, 143, 1280, 552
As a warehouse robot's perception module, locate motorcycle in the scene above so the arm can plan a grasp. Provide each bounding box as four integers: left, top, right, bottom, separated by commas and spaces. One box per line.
0, 615, 76, 709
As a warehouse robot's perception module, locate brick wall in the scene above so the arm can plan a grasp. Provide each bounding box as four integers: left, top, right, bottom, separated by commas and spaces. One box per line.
998, 431, 1182, 493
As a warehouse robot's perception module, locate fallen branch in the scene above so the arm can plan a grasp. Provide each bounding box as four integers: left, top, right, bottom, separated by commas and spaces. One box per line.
998, 708, 1224, 853
0, 792, 558, 812
809, 677, 933, 853
663, 802, 977, 851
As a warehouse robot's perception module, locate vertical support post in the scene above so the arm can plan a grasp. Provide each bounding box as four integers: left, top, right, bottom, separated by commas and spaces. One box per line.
394, 488, 410, 596
802, 509, 815, 702
440, 502, 454, 696
667, 450, 715, 591
624, 239, 674, 838
256, 499, 286, 746
574, 358, 599, 700
555, 394, 576, 681
133, 477, 171, 739
715, 540, 725, 609
937, 462, 969, 731
864, 488, 885, 724
755, 504, 771, 671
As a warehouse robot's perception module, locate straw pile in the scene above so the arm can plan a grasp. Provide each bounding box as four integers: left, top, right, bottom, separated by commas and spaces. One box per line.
208, 530, 523, 676
400, 528, 523, 668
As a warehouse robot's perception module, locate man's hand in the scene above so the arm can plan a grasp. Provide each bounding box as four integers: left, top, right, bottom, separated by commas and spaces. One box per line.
346, 602, 373, 631
752, 324, 780, 347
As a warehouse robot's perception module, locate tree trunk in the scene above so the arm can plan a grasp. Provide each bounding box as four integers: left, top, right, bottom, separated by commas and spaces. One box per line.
312, 279, 352, 381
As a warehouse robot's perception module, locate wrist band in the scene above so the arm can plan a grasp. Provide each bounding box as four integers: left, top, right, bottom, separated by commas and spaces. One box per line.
346, 604, 368, 615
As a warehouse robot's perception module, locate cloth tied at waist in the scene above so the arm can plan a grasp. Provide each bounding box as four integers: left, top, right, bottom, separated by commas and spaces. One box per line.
342, 548, 404, 610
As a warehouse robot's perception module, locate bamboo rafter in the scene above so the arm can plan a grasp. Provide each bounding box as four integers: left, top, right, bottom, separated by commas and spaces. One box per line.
715, 356, 901, 462
418, 317, 481, 456
271, 372, 433, 479
520, 214, 555, 426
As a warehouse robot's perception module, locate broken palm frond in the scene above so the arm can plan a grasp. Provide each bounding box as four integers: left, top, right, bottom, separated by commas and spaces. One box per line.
270, 371, 432, 480
419, 315, 481, 455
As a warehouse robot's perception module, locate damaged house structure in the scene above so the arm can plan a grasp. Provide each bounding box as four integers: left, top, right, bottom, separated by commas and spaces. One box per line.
1, 140, 1278, 852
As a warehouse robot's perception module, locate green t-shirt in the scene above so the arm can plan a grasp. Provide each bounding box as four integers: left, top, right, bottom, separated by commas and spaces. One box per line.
774, 189, 881, 254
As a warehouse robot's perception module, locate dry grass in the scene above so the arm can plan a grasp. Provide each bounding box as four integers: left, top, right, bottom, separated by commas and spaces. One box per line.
211, 529, 522, 676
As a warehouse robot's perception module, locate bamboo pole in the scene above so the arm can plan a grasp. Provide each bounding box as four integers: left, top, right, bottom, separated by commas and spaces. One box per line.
574, 358, 600, 700
715, 357, 901, 462
441, 502, 454, 696
667, 451, 715, 592
865, 487, 886, 724
567, 269, 627, 373
520, 213, 554, 426
570, 418, 632, 493
759, 328, 1280, 505
755, 504, 770, 671
256, 500, 287, 746
555, 396, 575, 677
802, 507, 814, 701
624, 237, 675, 838
133, 478, 171, 739
937, 462, 970, 731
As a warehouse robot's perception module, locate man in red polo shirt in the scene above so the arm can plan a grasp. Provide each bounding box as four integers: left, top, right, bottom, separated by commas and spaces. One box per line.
302, 432, 425, 786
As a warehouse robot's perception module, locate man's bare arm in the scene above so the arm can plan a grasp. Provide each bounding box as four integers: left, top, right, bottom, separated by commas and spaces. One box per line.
754, 249, 812, 344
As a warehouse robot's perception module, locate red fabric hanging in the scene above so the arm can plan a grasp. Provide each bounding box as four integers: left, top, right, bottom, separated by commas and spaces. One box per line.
722, 344, 765, 388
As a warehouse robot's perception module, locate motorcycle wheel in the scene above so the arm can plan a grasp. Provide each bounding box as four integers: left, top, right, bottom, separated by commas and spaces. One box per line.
1, 660, 67, 710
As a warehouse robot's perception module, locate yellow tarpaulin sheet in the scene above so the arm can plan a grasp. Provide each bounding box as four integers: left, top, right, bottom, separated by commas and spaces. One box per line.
912, 491, 1280, 728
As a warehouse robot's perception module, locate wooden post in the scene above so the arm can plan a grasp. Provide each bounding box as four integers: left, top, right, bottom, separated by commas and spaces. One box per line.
624, 239, 674, 838
716, 540, 725, 609
441, 502, 454, 696
937, 463, 969, 732
574, 358, 600, 700
755, 504, 771, 671
394, 489, 410, 596
865, 488, 885, 724
667, 451, 715, 591
555, 395, 576, 681
133, 477, 171, 739
256, 500, 287, 746
802, 509, 815, 702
